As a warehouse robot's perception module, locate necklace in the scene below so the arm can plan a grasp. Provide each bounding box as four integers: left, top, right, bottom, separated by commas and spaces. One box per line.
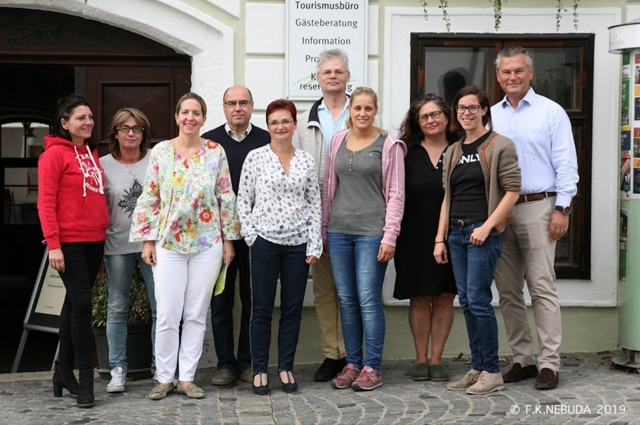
273, 146, 295, 165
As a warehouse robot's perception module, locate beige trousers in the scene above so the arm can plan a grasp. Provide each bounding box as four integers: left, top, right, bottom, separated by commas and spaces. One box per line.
494, 197, 562, 372
312, 255, 346, 360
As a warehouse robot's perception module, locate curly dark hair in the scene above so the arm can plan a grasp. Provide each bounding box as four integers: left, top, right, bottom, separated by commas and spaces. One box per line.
398, 93, 452, 147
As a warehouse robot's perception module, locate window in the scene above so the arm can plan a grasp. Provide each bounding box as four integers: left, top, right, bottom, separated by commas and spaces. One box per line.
411, 35, 594, 279
1, 122, 48, 225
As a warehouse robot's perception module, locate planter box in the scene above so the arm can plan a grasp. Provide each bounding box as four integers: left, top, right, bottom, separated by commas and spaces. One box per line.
93, 320, 153, 380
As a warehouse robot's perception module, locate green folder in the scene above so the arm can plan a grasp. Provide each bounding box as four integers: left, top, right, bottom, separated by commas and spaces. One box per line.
214, 254, 228, 296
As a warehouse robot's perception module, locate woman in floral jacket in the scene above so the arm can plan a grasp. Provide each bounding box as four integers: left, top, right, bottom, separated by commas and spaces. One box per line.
130, 93, 240, 401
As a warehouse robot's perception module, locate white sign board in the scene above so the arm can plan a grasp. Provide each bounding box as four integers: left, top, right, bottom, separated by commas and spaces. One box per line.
286, 0, 368, 100
34, 263, 65, 316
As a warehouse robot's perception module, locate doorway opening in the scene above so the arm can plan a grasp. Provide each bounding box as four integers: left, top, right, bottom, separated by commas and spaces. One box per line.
0, 7, 191, 373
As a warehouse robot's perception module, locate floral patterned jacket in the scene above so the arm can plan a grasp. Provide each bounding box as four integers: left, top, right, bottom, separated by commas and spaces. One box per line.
130, 140, 241, 253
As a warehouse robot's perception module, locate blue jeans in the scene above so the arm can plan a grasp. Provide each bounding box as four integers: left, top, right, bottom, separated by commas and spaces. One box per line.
104, 253, 157, 373
327, 233, 388, 372
250, 237, 309, 373
447, 222, 503, 373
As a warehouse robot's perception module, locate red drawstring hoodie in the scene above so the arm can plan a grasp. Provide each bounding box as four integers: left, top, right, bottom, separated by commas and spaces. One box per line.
37, 135, 108, 249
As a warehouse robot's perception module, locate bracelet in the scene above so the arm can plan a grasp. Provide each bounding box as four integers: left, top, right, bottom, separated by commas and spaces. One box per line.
435, 241, 445, 244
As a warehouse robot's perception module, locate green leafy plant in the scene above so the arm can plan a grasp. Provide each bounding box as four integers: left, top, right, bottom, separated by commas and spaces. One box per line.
420, 0, 579, 32
420, 0, 451, 32
92, 265, 152, 327
492, 0, 503, 31
572, 0, 580, 30
556, 0, 566, 31
555, 0, 580, 31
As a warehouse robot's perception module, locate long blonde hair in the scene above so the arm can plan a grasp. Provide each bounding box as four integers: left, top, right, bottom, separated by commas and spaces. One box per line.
346, 87, 387, 136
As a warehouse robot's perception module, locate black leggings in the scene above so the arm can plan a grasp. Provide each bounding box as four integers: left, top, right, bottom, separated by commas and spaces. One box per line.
57, 242, 104, 369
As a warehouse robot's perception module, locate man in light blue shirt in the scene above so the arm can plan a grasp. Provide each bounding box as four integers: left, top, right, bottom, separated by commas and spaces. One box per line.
491, 46, 579, 391
317, 97, 350, 157
293, 49, 351, 382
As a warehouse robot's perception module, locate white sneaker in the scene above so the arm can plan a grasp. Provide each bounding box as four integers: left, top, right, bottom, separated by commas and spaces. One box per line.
107, 367, 126, 393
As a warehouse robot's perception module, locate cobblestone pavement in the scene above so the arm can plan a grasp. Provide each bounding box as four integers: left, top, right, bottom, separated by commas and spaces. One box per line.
0, 352, 638, 425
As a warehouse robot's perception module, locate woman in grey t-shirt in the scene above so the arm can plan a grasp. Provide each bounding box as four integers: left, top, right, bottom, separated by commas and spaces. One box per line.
101, 108, 156, 394
322, 87, 407, 391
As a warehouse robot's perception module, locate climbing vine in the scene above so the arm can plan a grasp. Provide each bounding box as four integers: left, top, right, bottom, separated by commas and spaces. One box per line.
420, 0, 580, 32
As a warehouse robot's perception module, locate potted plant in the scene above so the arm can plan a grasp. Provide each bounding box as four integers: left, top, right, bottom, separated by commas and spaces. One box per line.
92, 265, 153, 379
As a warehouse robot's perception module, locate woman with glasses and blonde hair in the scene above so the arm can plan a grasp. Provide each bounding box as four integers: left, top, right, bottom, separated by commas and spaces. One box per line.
236, 99, 322, 395
323, 86, 406, 391
434, 85, 520, 395
100, 108, 157, 394
394, 94, 457, 383
130, 93, 240, 401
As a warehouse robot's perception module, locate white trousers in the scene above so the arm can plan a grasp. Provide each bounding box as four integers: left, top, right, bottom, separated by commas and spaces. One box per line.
152, 242, 222, 383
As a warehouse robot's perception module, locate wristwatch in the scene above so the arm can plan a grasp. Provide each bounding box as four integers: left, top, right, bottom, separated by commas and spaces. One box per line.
555, 206, 571, 215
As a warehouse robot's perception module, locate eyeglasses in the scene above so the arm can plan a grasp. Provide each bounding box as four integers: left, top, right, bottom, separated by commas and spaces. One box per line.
224, 100, 252, 107
267, 119, 294, 127
117, 126, 143, 134
418, 111, 443, 122
455, 105, 482, 115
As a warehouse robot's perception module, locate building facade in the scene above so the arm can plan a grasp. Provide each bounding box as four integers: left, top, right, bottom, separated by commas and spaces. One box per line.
1, 0, 634, 368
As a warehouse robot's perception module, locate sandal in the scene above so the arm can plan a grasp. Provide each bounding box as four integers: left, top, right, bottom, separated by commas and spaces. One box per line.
176, 383, 205, 399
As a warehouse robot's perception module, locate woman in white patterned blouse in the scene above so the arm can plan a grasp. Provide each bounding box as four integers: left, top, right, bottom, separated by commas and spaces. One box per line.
237, 99, 322, 395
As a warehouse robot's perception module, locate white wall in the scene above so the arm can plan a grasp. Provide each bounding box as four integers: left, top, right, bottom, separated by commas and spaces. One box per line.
1, 1, 621, 309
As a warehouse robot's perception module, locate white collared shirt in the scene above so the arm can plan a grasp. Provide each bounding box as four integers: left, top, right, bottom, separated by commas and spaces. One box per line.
491, 88, 579, 207
224, 122, 253, 142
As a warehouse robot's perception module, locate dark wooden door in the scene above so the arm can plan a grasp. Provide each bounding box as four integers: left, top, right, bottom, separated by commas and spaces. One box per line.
0, 7, 190, 372
0, 7, 191, 279
86, 65, 191, 152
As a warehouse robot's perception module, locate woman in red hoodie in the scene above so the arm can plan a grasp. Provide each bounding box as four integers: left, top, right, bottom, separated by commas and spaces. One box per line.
38, 94, 109, 408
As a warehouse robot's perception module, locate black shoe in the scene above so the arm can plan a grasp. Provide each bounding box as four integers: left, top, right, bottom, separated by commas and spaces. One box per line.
76, 368, 94, 408
535, 368, 559, 390
339, 357, 347, 370
314, 357, 344, 382
252, 373, 269, 396
279, 370, 298, 393
52, 361, 78, 397
502, 363, 538, 383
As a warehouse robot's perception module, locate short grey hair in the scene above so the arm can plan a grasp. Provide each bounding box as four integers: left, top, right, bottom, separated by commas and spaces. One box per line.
495, 46, 534, 72
317, 49, 350, 73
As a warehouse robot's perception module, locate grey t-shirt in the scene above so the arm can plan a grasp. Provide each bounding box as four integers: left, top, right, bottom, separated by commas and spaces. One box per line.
328, 133, 386, 236
101, 153, 150, 255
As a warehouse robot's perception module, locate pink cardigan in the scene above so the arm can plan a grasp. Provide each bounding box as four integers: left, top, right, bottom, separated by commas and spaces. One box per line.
321, 128, 407, 247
